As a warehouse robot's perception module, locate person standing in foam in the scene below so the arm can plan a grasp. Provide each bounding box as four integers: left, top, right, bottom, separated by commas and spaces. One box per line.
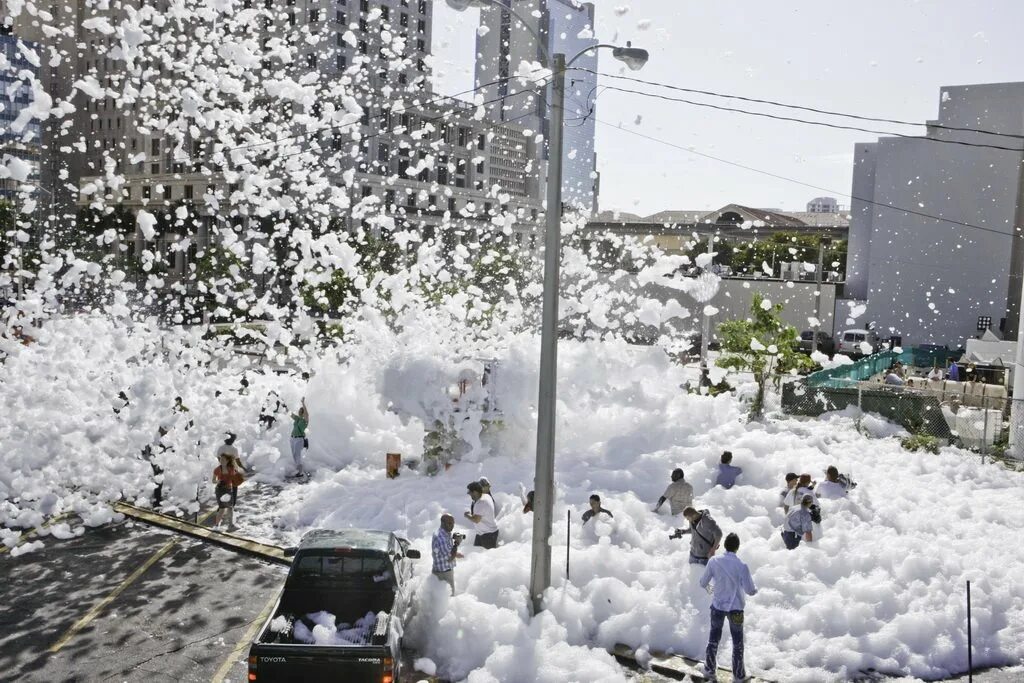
715, 451, 743, 489
816, 466, 850, 499
653, 468, 693, 515
464, 481, 499, 549
700, 532, 757, 683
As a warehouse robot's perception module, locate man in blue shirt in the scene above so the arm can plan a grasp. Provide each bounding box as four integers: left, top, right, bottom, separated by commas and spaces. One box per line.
699, 533, 757, 682
715, 451, 743, 489
431, 513, 462, 594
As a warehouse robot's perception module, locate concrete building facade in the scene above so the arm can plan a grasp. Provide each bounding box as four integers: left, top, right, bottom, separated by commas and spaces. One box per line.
847, 82, 1024, 347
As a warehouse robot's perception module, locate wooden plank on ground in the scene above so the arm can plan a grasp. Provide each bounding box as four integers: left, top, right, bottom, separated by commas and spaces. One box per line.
613, 643, 771, 682
113, 502, 290, 566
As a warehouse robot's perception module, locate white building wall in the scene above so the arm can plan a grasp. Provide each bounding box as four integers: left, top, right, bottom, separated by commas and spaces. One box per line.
848, 82, 1024, 347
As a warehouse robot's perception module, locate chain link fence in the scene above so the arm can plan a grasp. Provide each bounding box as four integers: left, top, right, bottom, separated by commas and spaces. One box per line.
782, 377, 1024, 464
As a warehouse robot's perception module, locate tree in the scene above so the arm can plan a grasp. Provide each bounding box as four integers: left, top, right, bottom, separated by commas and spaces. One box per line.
715, 293, 814, 419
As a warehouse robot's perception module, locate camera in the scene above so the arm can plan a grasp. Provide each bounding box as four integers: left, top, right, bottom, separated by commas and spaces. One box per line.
669, 528, 690, 540
452, 532, 466, 544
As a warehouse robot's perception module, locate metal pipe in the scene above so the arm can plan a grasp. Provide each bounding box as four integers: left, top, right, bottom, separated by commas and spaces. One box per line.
528, 52, 566, 617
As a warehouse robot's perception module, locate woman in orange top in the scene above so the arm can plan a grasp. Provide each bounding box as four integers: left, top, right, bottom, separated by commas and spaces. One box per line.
212, 450, 245, 530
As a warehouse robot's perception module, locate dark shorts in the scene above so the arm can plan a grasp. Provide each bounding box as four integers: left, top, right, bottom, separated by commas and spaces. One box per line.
474, 531, 499, 549
215, 484, 237, 509
781, 530, 801, 549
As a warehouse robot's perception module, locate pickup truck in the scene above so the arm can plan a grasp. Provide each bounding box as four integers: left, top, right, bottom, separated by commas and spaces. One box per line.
247, 529, 420, 683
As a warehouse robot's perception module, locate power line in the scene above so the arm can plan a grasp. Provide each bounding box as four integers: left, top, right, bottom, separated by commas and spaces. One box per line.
592, 83, 1024, 153
592, 118, 1018, 240
580, 68, 1024, 142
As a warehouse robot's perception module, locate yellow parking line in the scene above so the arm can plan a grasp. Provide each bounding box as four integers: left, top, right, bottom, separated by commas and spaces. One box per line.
209, 592, 279, 683
48, 509, 216, 654
0, 512, 73, 556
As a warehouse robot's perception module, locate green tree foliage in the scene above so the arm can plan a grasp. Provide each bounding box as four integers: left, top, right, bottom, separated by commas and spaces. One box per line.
303, 226, 402, 317
727, 233, 846, 277
715, 293, 814, 419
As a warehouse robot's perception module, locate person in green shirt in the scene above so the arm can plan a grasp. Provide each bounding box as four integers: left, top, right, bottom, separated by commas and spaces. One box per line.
290, 398, 309, 475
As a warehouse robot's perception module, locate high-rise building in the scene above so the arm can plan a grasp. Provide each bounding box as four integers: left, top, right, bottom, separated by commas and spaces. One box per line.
0, 29, 41, 203
64, 0, 540, 282
806, 196, 839, 213
475, 0, 598, 213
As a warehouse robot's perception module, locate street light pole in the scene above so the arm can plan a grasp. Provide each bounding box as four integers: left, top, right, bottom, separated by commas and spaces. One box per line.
528, 52, 565, 616
445, 0, 649, 616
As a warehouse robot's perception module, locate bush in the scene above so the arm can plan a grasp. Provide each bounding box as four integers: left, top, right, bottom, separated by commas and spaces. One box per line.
900, 433, 941, 454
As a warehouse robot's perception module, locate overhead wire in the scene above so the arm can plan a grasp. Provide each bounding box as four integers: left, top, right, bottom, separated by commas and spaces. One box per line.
587, 83, 1024, 153
591, 117, 1018, 240
577, 68, 1024, 142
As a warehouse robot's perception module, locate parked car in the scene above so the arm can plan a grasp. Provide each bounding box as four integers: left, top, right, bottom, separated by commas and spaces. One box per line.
247, 529, 420, 683
836, 328, 880, 357
797, 330, 835, 355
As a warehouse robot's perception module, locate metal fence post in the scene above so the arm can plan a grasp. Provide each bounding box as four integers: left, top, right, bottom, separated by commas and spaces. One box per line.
857, 384, 863, 433
982, 396, 989, 465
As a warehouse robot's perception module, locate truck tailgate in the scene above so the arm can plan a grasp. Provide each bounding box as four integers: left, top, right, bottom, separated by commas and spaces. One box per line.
250, 645, 389, 683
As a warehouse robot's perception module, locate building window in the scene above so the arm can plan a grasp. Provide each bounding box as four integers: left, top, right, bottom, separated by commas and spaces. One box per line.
448, 197, 457, 213
359, 40, 368, 54
407, 192, 416, 208
306, 53, 317, 68
418, 0, 426, 13
183, 184, 194, 200
288, 12, 296, 25
381, 6, 389, 20
309, 8, 320, 23
398, 73, 407, 85
151, 163, 160, 174
417, 18, 425, 32
385, 189, 395, 207
360, 0, 368, 11
361, 185, 373, 198
400, 13, 408, 27
151, 139, 159, 155
359, 17, 367, 31
416, 38, 425, 52
377, 143, 389, 162
142, 186, 151, 199
337, 54, 347, 70
337, 10, 347, 23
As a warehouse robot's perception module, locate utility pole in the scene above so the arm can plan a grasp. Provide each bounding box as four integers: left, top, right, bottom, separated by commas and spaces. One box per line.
529, 52, 565, 616
811, 237, 830, 355
1009, 158, 1024, 459
699, 233, 715, 387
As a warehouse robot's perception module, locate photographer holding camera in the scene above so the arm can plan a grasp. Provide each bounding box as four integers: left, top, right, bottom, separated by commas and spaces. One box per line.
431, 513, 463, 595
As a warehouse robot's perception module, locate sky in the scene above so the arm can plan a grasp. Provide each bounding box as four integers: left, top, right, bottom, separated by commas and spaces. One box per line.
430, 0, 1024, 216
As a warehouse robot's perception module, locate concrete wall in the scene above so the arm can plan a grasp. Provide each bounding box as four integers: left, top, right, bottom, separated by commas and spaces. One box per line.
628, 276, 839, 339
847, 82, 1024, 347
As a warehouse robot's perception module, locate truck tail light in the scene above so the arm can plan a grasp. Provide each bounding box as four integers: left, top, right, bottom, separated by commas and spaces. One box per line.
382, 656, 394, 683
248, 654, 257, 681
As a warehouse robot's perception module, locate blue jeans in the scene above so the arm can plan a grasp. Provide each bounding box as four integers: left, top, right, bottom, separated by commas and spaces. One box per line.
706, 606, 745, 680
689, 552, 709, 565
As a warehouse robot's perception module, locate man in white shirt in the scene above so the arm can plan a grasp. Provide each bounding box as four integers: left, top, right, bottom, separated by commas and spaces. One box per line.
699, 533, 757, 682
815, 466, 849, 499
465, 481, 499, 549
653, 468, 693, 516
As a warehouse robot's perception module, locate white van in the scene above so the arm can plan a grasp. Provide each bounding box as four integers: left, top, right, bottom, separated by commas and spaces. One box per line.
837, 328, 880, 357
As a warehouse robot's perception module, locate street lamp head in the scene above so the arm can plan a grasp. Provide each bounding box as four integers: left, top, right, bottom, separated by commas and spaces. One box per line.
445, 0, 485, 11
612, 41, 649, 71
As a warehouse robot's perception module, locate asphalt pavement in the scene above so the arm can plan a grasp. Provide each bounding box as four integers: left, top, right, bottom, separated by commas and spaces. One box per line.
0, 518, 286, 682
